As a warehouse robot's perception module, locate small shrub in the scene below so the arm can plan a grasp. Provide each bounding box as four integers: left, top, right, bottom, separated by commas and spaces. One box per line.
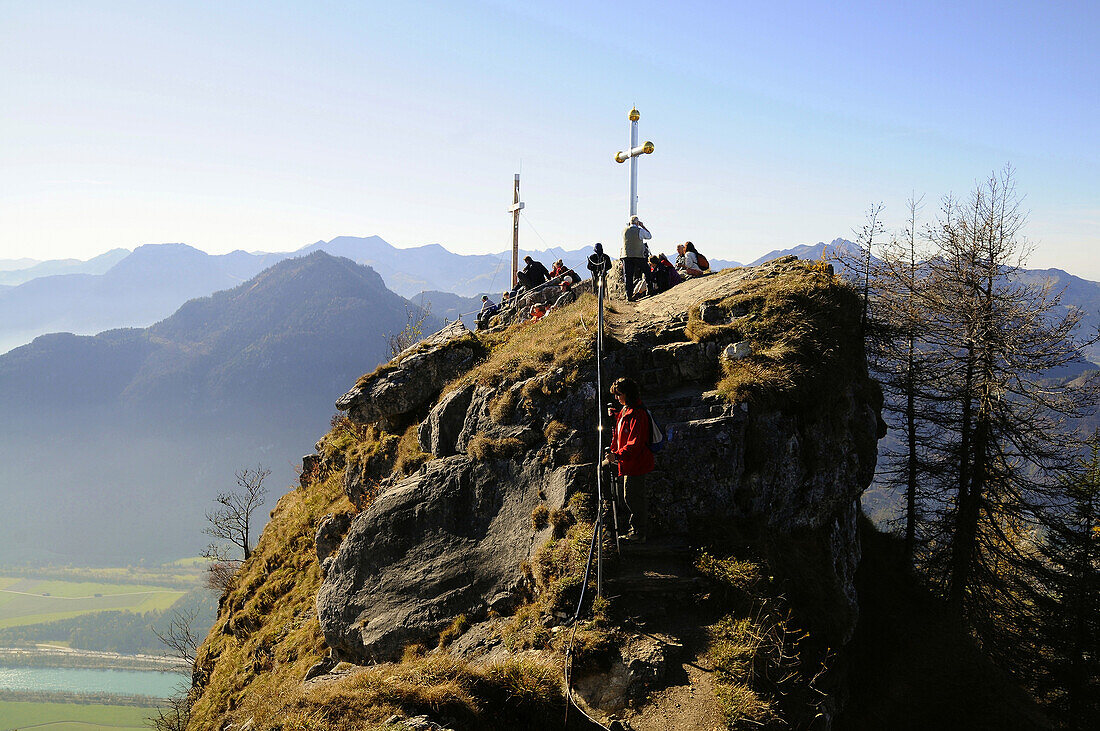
402, 643, 428, 662
530, 505, 550, 530
548, 508, 575, 538
438, 614, 470, 648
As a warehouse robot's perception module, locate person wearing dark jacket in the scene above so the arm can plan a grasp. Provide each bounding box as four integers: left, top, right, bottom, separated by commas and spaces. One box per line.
606, 377, 654, 542
517, 255, 550, 289
587, 243, 613, 285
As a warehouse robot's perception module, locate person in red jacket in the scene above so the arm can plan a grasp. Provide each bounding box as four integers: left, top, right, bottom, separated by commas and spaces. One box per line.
606, 377, 654, 543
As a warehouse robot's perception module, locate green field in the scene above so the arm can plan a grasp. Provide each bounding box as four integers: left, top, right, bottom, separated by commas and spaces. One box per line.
0, 577, 185, 630
0, 700, 151, 730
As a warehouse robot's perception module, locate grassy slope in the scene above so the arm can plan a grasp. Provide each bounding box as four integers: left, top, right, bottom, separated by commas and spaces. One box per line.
0, 700, 150, 730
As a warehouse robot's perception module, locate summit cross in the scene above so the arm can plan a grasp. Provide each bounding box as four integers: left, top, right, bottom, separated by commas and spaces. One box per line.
614, 107, 654, 217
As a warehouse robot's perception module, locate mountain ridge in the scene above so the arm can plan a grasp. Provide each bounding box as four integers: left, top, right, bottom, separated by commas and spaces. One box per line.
0, 251, 440, 564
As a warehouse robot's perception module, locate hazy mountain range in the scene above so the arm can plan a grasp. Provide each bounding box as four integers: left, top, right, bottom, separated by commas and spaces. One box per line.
0, 252, 439, 564
0, 236, 740, 355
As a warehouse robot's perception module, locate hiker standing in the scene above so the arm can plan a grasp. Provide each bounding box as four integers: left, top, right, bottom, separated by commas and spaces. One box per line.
606, 377, 654, 543
587, 242, 613, 285
621, 216, 651, 302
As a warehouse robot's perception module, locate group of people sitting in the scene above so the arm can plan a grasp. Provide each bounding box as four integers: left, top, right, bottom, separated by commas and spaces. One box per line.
475, 222, 713, 329
619, 215, 711, 301
476, 255, 581, 329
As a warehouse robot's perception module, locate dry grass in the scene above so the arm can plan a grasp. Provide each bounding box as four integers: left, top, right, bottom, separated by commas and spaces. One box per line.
548, 508, 575, 539
696, 552, 764, 597
437, 614, 470, 648
220, 653, 565, 731
684, 262, 863, 407
467, 434, 526, 461
543, 419, 570, 444
449, 293, 596, 396
392, 423, 431, 476
188, 464, 353, 729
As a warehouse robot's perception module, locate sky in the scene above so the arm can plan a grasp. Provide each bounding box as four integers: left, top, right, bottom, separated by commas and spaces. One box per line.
2, 0, 1098, 277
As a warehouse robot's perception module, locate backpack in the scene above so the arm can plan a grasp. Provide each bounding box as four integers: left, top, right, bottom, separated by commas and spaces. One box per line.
696, 252, 710, 271
645, 409, 667, 453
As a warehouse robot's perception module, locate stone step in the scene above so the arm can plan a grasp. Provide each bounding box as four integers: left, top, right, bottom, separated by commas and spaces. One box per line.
616, 537, 693, 559
606, 571, 703, 596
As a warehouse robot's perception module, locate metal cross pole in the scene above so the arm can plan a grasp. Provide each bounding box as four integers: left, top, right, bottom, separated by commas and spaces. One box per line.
614, 107, 655, 217
509, 173, 524, 289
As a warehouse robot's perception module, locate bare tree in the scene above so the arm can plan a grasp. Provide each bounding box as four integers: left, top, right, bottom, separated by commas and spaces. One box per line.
202, 465, 270, 563
915, 168, 1098, 640
387, 301, 432, 357
152, 606, 200, 666
150, 608, 200, 731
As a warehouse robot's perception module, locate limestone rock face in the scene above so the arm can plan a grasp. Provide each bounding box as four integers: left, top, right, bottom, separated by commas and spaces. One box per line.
317, 457, 587, 662
418, 382, 476, 457
319, 259, 882, 664
335, 327, 478, 430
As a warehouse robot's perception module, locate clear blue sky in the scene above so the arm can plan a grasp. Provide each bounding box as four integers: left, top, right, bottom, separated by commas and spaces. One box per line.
2, 0, 1098, 276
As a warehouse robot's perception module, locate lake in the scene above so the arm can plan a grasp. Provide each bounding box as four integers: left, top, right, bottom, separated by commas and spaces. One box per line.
0, 665, 184, 698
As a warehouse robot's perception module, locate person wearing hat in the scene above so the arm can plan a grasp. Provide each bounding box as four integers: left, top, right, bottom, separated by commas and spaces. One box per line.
621, 216, 651, 302
552, 278, 577, 309
549, 259, 568, 278
587, 243, 613, 285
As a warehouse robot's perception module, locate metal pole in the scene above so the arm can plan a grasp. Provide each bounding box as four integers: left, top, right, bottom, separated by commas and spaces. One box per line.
511, 174, 521, 289
629, 113, 639, 217
596, 274, 605, 598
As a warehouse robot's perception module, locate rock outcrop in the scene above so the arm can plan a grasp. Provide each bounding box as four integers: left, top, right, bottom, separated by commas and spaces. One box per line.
318, 257, 882, 665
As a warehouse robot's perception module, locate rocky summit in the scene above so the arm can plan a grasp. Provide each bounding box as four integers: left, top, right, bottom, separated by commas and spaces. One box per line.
186, 257, 889, 731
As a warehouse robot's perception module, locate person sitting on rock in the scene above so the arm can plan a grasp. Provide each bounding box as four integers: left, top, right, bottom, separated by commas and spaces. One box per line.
606, 377, 654, 543
648, 255, 669, 294
517, 255, 550, 290
552, 279, 577, 309
529, 302, 548, 321
476, 295, 498, 330
680, 242, 707, 278
658, 253, 682, 287
549, 259, 569, 278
